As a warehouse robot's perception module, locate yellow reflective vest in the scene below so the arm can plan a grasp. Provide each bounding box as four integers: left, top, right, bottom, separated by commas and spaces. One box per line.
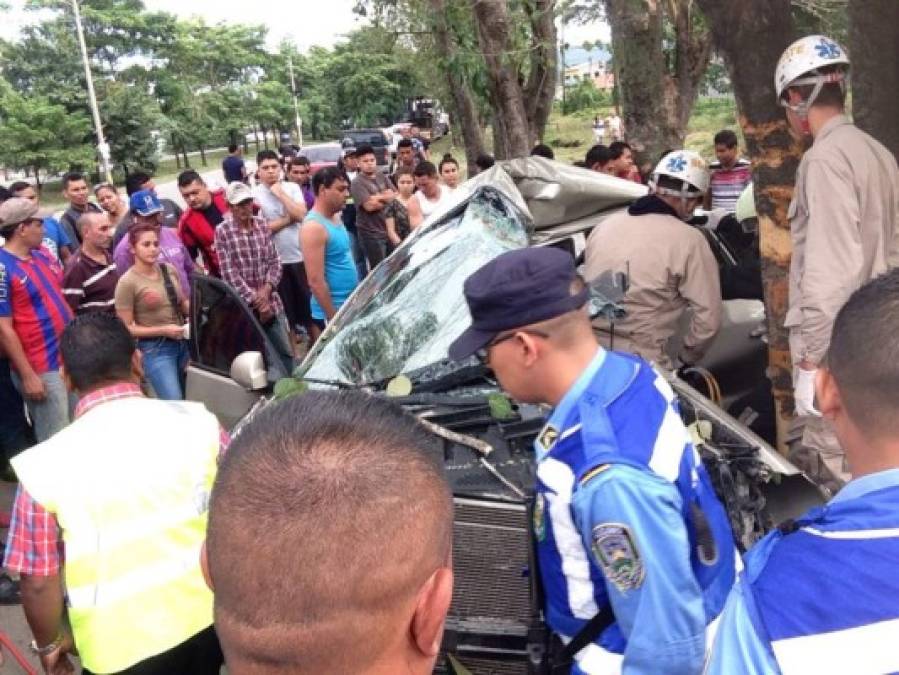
12, 396, 220, 674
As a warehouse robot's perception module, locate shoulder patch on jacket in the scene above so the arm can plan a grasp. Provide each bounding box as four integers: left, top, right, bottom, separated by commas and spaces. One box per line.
591, 523, 644, 592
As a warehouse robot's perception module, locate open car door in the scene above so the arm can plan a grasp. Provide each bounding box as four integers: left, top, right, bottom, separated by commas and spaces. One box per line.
185, 275, 289, 429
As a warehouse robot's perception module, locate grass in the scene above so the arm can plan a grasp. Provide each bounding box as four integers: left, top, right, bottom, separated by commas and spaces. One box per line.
541, 96, 742, 165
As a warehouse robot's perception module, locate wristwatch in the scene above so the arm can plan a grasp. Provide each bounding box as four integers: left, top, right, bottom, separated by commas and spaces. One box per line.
30, 632, 63, 656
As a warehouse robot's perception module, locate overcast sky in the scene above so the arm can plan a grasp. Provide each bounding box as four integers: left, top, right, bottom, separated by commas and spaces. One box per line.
1, 0, 608, 52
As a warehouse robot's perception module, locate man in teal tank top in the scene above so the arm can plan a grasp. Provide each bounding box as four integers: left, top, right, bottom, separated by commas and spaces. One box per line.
300, 166, 359, 334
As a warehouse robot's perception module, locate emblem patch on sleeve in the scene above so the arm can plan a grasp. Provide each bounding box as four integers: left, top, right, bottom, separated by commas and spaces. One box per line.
536, 424, 558, 452
591, 523, 644, 592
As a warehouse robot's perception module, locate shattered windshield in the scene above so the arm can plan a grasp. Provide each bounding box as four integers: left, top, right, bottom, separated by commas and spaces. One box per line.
299, 183, 530, 386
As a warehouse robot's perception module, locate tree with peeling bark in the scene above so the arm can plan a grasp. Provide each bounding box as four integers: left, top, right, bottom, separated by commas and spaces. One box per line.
695, 0, 800, 451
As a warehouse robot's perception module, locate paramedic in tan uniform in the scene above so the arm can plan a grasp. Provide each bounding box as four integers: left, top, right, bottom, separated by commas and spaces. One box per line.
584, 150, 722, 371
776, 35, 899, 492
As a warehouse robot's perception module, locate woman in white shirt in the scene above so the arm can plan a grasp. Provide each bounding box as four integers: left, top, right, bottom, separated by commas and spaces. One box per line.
439, 154, 461, 195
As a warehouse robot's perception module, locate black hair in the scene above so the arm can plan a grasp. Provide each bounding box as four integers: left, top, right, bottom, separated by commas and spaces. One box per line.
397, 138, 414, 150
228, 144, 239, 153
474, 154, 495, 171
312, 165, 347, 196
530, 144, 555, 160
62, 172, 86, 190
355, 144, 375, 159
713, 130, 739, 149
438, 154, 459, 172
125, 171, 152, 197
60, 313, 136, 392
828, 269, 899, 437
256, 149, 280, 166
290, 156, 311, 168
0, 186, 10, 203
177, 170, 204, 188
608, 141, 632, 160
413, 160, 437, 178
8, 181, 31, 195
585, 144, 611, 168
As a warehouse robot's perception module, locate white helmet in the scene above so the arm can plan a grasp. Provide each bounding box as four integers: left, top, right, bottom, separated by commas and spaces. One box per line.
651, 150, 709, 196
775, 35, 849, 102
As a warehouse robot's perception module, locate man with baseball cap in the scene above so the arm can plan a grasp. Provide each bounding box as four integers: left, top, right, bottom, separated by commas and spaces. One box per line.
449, 247, 736, 674
214, 182, 294, 377
0, 198, 73, 442
113, 189, 195, 296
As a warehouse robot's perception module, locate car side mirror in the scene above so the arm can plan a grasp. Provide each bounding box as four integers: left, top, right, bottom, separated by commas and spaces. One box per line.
230, 351, 268, 391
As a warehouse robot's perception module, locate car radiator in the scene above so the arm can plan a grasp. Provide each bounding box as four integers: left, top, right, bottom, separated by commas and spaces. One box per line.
438, 496, 543, 674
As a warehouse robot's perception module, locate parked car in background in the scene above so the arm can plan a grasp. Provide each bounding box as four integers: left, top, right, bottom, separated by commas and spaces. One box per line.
340, 128, 390, 170
299, 142, 343, 175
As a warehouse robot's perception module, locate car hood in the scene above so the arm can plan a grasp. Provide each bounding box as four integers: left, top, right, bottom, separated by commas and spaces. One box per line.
297, 158, 643, 387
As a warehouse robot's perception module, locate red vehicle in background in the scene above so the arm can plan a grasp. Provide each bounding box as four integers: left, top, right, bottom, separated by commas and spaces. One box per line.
299, 143, 343, 175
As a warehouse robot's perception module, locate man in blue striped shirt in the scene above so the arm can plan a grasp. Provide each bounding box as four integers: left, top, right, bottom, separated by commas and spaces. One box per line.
707, 269, 899, 675
449, 247, 737, 674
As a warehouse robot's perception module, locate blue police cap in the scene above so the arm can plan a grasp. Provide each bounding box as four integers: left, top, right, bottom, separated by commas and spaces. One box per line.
448, 247, 588, 361
129, 189, 163, 217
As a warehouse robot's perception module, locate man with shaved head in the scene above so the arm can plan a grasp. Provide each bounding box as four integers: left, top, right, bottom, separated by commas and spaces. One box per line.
204, 390, 454, 675
62, 211, 119, 315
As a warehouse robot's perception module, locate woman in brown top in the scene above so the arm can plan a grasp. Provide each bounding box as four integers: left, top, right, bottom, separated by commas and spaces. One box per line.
94, 183, 127, 230
114, 222, 190, 400
385, 167, 424, 247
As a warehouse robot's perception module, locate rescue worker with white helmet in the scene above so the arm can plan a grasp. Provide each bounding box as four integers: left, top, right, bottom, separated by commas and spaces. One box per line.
584, 150, 723, 370
775, 35, 899, 493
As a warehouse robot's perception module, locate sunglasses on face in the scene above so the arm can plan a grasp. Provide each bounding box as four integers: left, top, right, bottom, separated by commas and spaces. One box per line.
475, 329, 551, 365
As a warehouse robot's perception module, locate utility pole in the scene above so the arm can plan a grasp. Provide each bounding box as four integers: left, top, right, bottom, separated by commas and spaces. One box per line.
72, 0, 113, 185
287, 53, 304, 147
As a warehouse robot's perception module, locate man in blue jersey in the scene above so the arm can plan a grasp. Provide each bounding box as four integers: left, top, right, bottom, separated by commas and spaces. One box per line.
707, 268, 899, 675
449, 248, 737, 675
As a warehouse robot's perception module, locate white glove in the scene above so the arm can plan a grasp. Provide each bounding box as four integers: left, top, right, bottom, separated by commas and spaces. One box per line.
794, 367, 822, 417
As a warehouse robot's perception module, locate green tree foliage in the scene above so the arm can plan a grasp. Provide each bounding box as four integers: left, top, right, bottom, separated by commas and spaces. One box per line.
100, 80, 162, 174
0, 83, 94, 185
563, 78, 610, 114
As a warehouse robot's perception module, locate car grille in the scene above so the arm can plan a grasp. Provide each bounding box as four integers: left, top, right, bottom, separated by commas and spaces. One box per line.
439, 497, 537, 675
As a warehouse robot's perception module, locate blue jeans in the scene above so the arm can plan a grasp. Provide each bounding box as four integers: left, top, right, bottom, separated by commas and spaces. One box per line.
10, 369, 72, 443
138, 338, 189, 401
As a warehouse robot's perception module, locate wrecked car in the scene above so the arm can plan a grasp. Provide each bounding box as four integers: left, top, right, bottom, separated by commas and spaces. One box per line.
186, 158, 824, 674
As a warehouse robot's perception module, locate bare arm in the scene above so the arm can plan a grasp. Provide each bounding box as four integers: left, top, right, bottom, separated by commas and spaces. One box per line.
116, 307, 183, 340
267, 215, 293, 234
301, 220, 337, 319
0, 318, 45, 400
385, 215, 401, 246
407, 195, 424, 229
270, 183, 307, 222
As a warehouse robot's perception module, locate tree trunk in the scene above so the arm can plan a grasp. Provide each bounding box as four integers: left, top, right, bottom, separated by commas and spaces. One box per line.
172, 134, 181, 169
603, 0, 673, 162
253, 124, 261, 151
261, 124, 270, 150
181, 145, 190, 168
32, 165, 42, 189
849, 0, 899, 160
696, 0, 799, 452
430, 0, 488, 175
522, 0, 559, 143
605, 0, 712, 164
472, 0, 532, 159
199, 146, 207, 167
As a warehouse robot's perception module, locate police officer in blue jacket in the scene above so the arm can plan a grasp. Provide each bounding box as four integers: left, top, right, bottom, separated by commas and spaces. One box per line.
707, 269, 899, 675
449, 247, 737, 674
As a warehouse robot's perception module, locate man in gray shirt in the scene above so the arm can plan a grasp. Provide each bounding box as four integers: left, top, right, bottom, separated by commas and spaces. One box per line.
252, 149, 314, 341
350, 144, 395, 271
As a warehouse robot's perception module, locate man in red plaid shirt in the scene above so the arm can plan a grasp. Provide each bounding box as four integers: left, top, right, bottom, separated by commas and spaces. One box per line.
214, 182, 295, 377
